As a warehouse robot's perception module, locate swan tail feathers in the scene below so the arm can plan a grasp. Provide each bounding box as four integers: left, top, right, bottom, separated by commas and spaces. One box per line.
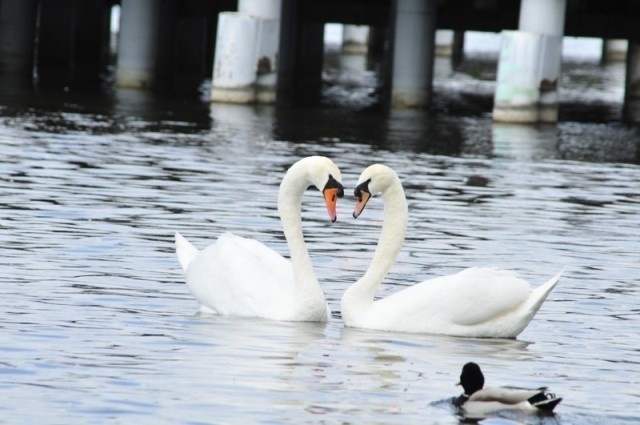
523, 269, 563, 314
175, 232, 199, 272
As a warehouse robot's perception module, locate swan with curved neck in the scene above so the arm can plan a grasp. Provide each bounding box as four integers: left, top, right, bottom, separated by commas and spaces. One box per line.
175, 156, 344, 322
340, 164, 562, 338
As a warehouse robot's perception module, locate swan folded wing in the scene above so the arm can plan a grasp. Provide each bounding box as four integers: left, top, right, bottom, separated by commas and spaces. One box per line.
374, 268, 530, 328
185, 232, 295, 317
436, 268, 532, 326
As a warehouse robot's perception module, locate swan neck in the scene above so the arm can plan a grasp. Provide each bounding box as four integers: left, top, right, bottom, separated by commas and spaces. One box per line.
344, 179, 408, 305
278, 168, 321, 298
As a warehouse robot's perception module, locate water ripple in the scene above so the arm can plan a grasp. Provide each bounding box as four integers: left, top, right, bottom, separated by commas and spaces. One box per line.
1, 70, 639, 424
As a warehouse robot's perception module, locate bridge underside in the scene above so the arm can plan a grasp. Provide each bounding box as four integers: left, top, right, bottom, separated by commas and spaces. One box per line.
292, 0, 640, 41
2, 0, 640, 121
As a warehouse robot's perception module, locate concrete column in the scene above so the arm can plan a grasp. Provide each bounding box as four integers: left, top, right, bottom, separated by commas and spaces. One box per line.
518, 0, 565, 36
601, 39, 627, 63
367, 26, 386, 62
238, 0, 280, 19
391, 0, 437, 108
36, 0, 74, 83
493, 0, 566, 123
73, 0, 109, 82
211, 0, 281, 103
0, 0, 38, 78
342, 25, 369, 54
451, 31, 465, 67
293, 21, 325, 104
276, 0, 325, 105
623, 42, 640, 122
435, 30, 453, 56
435, 30, 464, 66
169, 15, 210, 93
116, 0, 161, 89
37, 0, 107, 85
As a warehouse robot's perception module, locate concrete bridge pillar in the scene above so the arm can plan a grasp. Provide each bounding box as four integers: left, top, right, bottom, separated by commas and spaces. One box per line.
493, 0, 566, 123
391, 0, 437, 108
342, 26, 369, 54
37, 0, 108, 86
435, 30, 464, 57
602, 39, 627, 63
239, 0, 281, 103
0, 0, 38, 79
276, 0, 324, 106
435, 29, 464, 67
116, 0, 161, 89
367, 27, 387, 63
623, 42, 640, 122
211, 0, 281, 103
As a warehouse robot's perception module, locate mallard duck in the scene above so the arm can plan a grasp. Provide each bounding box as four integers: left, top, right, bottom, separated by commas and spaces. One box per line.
454, 362, 562, 417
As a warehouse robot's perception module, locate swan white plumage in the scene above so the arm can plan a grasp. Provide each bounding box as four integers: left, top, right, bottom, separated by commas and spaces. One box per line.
175, 156, 344, 322
454, 362, 562, 417
340, 164, 562, 338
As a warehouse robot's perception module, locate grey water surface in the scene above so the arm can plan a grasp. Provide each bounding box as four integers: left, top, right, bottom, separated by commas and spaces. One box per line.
1, 42, 639, 424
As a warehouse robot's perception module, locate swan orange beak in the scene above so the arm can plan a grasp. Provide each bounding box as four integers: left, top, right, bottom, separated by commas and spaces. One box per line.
353, 190, 371, 219
323, 188, 340, 223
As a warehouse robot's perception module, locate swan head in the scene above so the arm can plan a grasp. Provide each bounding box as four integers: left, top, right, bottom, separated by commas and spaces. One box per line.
457, 362, 485, 396
286, 156, 344, 222
353, 164, 397, 218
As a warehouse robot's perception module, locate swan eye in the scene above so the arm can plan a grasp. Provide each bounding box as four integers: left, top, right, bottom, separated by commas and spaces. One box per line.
354, 179, 371, 201
324, 175, 344, 197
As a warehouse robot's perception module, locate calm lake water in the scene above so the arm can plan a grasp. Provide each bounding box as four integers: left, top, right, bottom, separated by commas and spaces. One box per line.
1, 34, 639, 424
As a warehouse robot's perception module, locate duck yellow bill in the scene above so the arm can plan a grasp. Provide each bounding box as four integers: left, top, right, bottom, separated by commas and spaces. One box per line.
353, 190, 371, 219
323, 188, 340, 222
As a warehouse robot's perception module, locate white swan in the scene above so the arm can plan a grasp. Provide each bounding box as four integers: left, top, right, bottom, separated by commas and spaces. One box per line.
340, 164, 562, 338
454, 362, 562, 417
175, 156, 344, 322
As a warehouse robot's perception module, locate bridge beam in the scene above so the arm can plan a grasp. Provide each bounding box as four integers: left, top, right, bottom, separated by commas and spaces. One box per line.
493, 0, 566, 123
